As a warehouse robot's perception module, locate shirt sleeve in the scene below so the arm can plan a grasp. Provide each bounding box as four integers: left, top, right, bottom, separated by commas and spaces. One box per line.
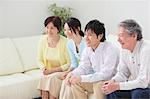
60, 39, 71, 71
112, 51, 131, 82
67, 41, 78, 69
37, 36, 45, 70
119, 50, 150, 90
81, 46, 119, 83
72, 48, 93, 76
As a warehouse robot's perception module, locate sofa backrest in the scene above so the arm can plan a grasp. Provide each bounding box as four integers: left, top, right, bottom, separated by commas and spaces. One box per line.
12, 35, 41, 71
1, 34, 149, 76
0, 38, 24, 76
107, 34, 121, 49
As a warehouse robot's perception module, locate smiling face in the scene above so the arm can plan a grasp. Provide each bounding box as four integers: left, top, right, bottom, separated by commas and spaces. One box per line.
118, 27, 137, 51
85, 29, 101, 48
46, 22, 59, 38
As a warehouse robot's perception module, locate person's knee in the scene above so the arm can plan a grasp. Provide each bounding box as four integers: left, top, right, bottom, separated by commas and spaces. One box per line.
132, 88, 149, 99
106, 92, 117, 99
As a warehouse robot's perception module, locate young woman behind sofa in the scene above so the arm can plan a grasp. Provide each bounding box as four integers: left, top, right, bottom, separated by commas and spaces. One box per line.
37, 16, 70, 99
59, 17, 86, 98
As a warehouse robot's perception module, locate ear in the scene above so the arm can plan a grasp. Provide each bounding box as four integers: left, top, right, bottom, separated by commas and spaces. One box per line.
98, 34, 103, 41
132, 33, 137, 40
75, 27, 80, 34
77, 26, 80, 31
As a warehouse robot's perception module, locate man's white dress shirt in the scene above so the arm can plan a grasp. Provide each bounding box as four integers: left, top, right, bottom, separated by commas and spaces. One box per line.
112, 40, 150, 90
72, 41, 120, 83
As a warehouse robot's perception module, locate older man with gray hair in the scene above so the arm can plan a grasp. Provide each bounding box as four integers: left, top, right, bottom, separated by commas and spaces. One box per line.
102, 19, 150, 99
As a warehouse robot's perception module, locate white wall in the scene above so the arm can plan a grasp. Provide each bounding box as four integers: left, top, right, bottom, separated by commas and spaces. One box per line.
0, 0, 49, 38
73, 0, 149, 38
148, 1, 150, 38
0, 0, 150, 39
0, 2, 3, 35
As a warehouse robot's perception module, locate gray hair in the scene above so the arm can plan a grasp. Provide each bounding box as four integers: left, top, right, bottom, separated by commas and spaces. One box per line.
119, 19, 143, 41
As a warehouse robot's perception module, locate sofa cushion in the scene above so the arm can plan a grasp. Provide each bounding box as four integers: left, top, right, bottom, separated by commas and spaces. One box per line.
0, 73, 40, 99
0, 38, 23, 76
25, 69, 42, 79
12, 35, 41, 71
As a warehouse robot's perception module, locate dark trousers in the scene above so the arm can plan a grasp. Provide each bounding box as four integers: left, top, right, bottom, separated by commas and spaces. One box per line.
106, 88, 150, 99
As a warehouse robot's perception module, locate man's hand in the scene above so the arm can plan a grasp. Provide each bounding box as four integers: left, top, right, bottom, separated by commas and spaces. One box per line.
70, 76, 81, 85
101, 80, 120, 94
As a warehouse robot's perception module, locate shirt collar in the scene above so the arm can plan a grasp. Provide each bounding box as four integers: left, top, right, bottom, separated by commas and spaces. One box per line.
131, 40, 143, 55
90, 41, 105, 53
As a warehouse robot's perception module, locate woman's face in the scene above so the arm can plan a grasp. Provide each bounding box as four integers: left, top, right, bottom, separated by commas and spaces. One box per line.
46, 22, 59, 38
64, 23, 73, 39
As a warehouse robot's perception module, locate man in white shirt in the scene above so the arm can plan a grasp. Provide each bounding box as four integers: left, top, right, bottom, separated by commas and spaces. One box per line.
60, 19, 119, 99
102, 19, 150, 99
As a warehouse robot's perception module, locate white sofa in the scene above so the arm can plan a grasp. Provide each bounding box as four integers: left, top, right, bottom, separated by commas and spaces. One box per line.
0, 35, 42, 99
1, 34, 149, 99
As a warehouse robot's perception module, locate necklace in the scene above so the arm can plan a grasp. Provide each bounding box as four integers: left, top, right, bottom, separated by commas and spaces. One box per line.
47, 36, 60, 48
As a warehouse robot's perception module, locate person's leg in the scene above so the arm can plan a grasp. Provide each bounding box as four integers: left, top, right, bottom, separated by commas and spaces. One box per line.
59, 80, 66, 99
106, 90, 131, 99
37, 74, 51, 99
131, 88, 150, 99
48, 72, 64, 99
41, 90, 49, 99
93, 81, 105, 99
49, 93, 56, 99
62, 82, 93, 99
106, 92, 117, 99
60, 84, 74, 99
71, 83, 93, 99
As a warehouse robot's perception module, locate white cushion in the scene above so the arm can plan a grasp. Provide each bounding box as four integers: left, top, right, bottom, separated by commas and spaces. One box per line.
0, 38, 23, 76
12, 35, 41, 71
0, 73, 40, 99
25, 69, 42, 79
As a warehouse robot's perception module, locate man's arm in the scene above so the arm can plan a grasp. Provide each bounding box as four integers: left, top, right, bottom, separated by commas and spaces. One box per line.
72, 47, 93, 76
119, 50, 150, 90
80, 46, 119, 83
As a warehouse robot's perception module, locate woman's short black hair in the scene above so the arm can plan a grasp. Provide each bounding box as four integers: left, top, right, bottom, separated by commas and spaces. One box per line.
44, 16, 62, 32
85, 19, 106, 42
65, 17, 84, 37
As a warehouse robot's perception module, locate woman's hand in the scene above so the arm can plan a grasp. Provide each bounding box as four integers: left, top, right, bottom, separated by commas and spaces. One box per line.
65, 72, 73, 86
43, 68, 53, 75
60, 67, 74, 80
42, 66, 62, 75
60, 71, 69, 80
